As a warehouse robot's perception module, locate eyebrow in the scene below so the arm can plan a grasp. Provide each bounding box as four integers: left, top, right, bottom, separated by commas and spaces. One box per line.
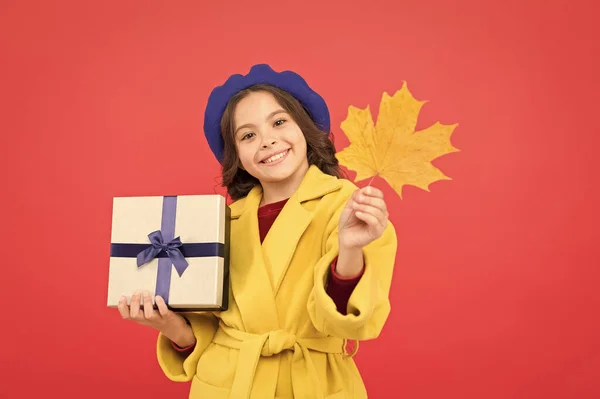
234, 109, 287, 136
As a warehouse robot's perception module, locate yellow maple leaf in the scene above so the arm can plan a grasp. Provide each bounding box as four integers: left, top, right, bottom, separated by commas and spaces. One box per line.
336, 82, 459, 198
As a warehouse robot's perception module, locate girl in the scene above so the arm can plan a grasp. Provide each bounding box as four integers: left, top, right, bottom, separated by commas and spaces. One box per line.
118, 64, 397, 399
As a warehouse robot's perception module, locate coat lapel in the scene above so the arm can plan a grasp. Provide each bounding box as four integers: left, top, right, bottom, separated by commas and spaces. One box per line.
261, 196, 312, 295
262, 165, 343, 295
229, 186, 280, 333
229, 166, 343, 329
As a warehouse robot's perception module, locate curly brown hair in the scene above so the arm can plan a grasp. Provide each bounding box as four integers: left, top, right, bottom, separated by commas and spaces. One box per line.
219, 84, 343, 201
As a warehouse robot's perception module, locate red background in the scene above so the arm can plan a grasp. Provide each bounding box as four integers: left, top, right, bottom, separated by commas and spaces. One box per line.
2, 0, 599, 398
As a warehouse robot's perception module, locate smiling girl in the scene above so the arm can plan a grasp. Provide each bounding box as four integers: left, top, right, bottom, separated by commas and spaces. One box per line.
118, 64, 398, 398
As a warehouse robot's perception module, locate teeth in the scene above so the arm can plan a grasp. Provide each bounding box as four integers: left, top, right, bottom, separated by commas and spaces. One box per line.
264, 150, 287, 163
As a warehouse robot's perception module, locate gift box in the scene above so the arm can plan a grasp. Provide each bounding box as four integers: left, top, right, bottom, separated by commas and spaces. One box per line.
106, 195, 229, 311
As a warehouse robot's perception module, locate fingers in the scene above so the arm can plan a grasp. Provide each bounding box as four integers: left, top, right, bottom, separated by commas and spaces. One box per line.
352, 203, 387, 226
354, 210, 381, 230
354, 188, 388, 219
131, 291, 153, 321
119, 292, 163, 324
130, 292, 142, 319
354, 186, 389, 233
155, 295, 170, 317
118, 296, 130, 319
143, 292, 155, 319
360, 186, 384, 199
345, 190, 360, 211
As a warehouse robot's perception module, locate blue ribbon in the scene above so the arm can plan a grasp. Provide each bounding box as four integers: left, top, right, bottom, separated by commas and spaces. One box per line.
136, 230, 189, 277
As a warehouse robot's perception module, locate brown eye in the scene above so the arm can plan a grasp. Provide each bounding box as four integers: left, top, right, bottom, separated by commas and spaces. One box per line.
241, 132, 255, 141
274, 119, 286, 127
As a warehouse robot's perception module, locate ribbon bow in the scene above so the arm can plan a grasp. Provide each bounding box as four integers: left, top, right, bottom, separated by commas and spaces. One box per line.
136, 230, 189, 277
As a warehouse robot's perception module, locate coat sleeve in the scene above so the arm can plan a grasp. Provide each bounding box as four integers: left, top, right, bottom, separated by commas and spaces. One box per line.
307, 188, 398, 341
155, 312, 219, 381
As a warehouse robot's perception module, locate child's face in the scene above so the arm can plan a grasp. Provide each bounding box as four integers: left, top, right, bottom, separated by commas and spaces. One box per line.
233, 91, 308, 187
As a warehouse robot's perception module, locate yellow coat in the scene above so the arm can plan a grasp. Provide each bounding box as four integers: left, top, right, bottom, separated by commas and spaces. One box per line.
156, 165, 397, 398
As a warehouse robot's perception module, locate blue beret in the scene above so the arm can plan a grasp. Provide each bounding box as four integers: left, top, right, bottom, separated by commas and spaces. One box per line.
203, 64, 331, 163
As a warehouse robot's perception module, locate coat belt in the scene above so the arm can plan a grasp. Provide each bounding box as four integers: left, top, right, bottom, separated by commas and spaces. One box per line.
212, 322, 345, 399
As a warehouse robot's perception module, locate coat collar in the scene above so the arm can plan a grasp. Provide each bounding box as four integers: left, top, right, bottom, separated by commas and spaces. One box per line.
227, 165, 343, 328
230, 164, 342, 219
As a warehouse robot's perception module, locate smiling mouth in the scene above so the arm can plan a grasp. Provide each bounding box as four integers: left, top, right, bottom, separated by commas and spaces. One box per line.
260, 149, 289, 164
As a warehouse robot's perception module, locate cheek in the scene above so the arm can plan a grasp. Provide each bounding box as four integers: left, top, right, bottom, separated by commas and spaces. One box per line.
237, 144, 257, 168
294, 131, 307, 152
288, 127, 306, 148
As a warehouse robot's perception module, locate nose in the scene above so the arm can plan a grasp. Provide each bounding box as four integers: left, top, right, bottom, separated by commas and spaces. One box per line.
261, 136, 277, 148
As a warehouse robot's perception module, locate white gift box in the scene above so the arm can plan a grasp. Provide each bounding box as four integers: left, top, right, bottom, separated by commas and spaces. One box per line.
106, 194, 229, 311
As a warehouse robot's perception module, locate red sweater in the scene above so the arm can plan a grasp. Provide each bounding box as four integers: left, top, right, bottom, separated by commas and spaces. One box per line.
172, 198, 363, 353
